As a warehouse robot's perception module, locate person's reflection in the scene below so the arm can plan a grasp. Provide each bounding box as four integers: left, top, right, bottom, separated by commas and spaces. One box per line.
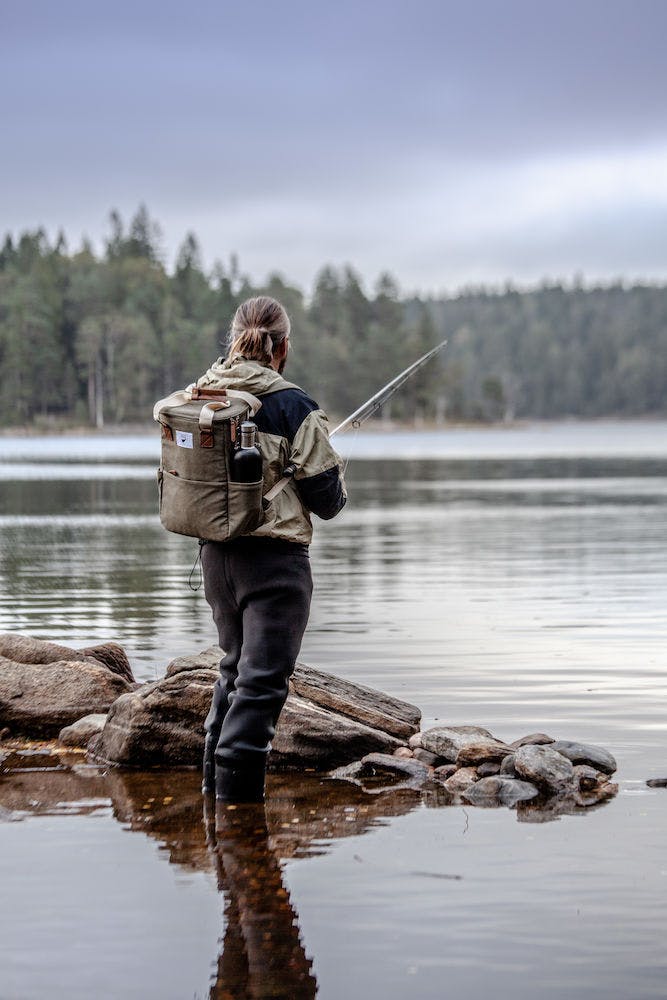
204, 797, 318, 999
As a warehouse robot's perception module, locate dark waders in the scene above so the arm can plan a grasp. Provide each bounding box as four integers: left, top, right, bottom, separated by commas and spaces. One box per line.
201, 537, 313, 802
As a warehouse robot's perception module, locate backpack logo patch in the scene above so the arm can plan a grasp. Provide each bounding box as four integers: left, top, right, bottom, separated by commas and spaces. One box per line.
175, 431, 194, 449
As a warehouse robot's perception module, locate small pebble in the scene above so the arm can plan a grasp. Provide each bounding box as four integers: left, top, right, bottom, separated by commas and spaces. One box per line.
646, 778, 667, 788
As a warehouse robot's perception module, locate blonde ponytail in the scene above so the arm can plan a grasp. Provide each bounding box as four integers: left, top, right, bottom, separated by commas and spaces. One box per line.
227, 297, 291, 366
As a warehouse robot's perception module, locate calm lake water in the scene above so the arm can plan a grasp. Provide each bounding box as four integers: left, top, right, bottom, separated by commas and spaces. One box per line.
1, 421, 666, 999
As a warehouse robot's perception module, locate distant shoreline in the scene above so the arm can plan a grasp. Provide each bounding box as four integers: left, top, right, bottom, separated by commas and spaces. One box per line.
1, 414, 665, 438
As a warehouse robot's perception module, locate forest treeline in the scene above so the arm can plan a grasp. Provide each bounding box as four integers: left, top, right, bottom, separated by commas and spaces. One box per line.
1, 206, 666, 427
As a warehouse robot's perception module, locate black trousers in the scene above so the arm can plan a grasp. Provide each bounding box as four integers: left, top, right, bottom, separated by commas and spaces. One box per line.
202, 537, 313, 767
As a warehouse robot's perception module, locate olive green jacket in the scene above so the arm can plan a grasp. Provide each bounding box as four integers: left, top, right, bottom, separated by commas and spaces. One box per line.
196, 356, 347, 544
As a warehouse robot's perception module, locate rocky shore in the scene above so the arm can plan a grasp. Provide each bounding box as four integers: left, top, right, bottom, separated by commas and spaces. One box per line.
0, 633, 629, 813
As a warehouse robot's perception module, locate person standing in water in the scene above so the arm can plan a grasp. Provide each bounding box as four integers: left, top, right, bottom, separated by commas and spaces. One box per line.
199, 295, 347, 803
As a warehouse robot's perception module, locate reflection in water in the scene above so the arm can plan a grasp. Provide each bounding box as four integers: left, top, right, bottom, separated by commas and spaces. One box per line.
0, 764, 617, 998
1, 439, 667, 997
204, 798, 317, 999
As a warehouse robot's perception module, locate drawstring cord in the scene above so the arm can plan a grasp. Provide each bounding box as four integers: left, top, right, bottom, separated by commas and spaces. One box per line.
188, 539, 206, 591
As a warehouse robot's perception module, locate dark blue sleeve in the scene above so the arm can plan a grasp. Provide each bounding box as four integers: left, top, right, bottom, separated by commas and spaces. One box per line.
296, 468, 347, 520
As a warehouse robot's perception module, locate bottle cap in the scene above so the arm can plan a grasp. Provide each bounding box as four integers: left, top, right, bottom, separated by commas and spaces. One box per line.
240, 421, 256, 447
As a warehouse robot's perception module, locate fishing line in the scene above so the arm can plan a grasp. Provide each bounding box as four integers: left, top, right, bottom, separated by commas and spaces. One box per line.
342, 420, 361, 477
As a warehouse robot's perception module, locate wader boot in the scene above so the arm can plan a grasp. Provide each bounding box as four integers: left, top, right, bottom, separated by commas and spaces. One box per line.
215, 759, 266, 804
201, 537, 313, 803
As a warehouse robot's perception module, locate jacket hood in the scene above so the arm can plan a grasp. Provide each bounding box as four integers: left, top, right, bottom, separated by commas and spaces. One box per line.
196, 355, 292, 396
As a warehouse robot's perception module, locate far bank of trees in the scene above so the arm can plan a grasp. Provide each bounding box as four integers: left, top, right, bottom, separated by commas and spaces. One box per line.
1, 206, 666, 427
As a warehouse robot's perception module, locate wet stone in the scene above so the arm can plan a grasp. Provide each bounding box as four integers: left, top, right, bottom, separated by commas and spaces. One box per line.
573, 764, 601, 792
442, 767, 479, 795
646, 777, 667, 788
328, 760, 366, 781
572, 766, 618, 806
549, 740, 617, 776
358, 752, 432, 782
500, 754, 518, 776
510, 733, 555, 749
59, 714, 108, 748
434, 764, 458, 780
0, 654, 135, 738
514, 744, 575, 791
412, 748, 440, 766
419, 725, 496, 762
463, 776, 540, 807
456, 739, 513, 766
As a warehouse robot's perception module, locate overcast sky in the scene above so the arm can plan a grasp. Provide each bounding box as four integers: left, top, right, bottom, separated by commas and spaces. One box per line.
2, 0, 666, 295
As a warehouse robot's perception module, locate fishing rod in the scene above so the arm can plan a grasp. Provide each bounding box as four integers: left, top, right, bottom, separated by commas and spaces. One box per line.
263, 339, 448, 502
329, 339, 448, 437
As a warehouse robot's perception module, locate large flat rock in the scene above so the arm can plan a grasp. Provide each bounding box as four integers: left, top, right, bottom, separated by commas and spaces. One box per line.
0, 655, 135, 737
165, 647, 421, 741
0, 633, 134, 683
289, 663, 420, 740
90, 668, 218, 767
92, 650, 410, 769
271, 696, 403, 769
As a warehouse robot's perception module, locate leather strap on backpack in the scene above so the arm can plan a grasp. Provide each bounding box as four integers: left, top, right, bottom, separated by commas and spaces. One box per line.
153, 385, 262, 426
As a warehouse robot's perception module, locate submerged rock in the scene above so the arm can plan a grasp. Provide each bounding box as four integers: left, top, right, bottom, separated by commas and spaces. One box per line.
646, 777, 667, 788
360, 753, 432, 781
549, 740, 617, 776
329, 752, 432, 792
463, 776, 539, 807
514, 744, 575, 791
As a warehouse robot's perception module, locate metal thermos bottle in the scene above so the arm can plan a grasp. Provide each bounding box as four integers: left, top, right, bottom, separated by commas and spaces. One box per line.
231, 421, 262, 482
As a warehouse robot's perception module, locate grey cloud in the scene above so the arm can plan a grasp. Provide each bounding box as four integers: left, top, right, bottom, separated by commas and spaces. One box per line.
2, 0, 667, 291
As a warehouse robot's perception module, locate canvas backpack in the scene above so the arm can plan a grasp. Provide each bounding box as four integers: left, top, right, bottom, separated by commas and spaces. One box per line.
153, 384, 268, 542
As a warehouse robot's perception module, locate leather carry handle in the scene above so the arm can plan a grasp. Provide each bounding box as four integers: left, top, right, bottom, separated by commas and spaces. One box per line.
153, 385, 262, 424
190, 387, 228, 399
